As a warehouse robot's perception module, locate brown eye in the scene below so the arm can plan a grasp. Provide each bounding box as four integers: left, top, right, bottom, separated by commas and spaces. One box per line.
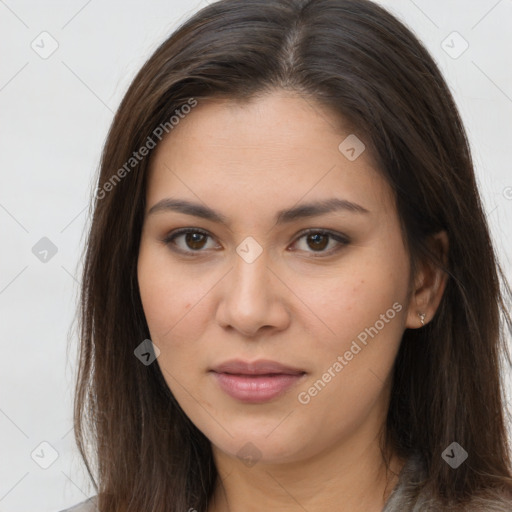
183, 232, 208, 250
292, 229, 350, 256
305, 233, 329, 251
163, 228, 349, 257
163, 228, 217, 253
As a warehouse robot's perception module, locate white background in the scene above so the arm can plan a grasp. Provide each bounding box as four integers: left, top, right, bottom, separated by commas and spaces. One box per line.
1, 0, 511, 510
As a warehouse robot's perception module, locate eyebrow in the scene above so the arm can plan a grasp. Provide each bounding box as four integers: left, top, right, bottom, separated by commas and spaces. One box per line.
147, 197, 370, 225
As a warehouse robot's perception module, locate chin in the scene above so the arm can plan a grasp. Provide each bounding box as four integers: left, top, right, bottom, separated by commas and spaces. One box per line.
205, 421, 315, 466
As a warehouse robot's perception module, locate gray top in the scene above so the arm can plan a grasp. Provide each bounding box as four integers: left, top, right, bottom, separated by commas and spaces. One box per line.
58, 454, 512, 511
382, 452, 512, 511
57, 495, 98, 512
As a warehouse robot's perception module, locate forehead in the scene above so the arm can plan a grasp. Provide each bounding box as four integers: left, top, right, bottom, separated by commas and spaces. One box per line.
146, 92, 395, 219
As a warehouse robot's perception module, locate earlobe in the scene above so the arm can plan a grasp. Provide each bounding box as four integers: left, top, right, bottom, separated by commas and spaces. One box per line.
405, 230, 449, 329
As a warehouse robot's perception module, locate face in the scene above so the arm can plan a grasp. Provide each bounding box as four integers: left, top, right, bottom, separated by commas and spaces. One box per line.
137, 91, 415, 466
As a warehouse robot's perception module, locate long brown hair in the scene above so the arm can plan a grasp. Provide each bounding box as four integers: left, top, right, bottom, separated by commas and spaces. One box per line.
74, 0, 512, 510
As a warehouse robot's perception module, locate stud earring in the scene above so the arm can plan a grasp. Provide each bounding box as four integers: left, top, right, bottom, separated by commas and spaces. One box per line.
418, 312, 426, 326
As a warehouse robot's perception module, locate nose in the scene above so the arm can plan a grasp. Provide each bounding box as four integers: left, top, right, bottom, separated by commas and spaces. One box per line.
215, 247, 291, 337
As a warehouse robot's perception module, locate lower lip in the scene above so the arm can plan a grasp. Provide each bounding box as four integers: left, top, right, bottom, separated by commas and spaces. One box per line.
211, 372, 305, 403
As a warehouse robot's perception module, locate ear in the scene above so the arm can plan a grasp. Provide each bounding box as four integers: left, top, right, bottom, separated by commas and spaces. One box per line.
405, 230, 449, 329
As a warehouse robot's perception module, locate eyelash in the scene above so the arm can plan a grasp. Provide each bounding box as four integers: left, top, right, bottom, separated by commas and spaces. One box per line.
162, 228, 350, 257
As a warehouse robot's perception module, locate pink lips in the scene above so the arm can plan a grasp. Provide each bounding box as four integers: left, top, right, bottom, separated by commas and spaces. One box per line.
210, 359, 306, 403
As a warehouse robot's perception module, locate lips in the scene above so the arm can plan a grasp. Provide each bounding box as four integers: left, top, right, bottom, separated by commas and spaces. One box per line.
211, 359, 305, 376
210, 359, 306, 403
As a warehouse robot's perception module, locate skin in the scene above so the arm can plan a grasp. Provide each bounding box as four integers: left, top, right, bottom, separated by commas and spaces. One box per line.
137, 90, 448, 512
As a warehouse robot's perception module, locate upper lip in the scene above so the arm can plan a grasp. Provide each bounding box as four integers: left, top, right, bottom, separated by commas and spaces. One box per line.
211, 359, 305, 375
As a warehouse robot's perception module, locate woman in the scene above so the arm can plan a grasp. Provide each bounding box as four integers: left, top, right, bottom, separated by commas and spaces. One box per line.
61, 0, 512, 510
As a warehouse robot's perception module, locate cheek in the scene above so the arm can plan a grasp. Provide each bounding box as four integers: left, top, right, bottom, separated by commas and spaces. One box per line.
303, 255, 408, 350
138, 243, 196, 336
294, 245, 409, 414
137, 245, 216, 384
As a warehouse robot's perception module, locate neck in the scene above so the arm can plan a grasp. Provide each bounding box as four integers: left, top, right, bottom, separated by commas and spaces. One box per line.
207, 429, 405, 512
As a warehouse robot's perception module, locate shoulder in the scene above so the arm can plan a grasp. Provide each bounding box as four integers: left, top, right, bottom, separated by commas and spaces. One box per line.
56, 495, 98, 512
383, 454, 512, 511
382, 452, 428, 511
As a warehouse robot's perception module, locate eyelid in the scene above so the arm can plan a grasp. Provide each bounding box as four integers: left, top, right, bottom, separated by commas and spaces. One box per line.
290, 228, 350, 256
161, 227, 350, 256
161, 228, 218, 255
